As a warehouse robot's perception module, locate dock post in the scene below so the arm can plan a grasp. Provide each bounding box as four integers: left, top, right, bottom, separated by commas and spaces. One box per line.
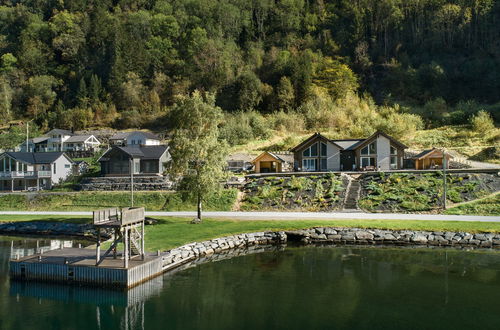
113, 228, 118, 259
141, 220, 145, 261
96, 228, 101, 265
124, 227, 129, 268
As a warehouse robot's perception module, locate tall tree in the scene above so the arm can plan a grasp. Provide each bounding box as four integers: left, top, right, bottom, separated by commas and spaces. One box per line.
167, 91, 228, 222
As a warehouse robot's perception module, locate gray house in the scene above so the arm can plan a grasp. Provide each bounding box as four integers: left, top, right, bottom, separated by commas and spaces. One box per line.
0, 152, 74, 191
98, 146, 170, 176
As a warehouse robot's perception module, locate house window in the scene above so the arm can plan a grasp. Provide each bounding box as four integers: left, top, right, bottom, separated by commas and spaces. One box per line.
390, 146, 397, 155
53, 164, 56, 174
361, 142, 377, 155
65, 164, 71, 168
320, 158, 327, 170
0, 159, 4, 172
302, 159, 316, 171
361, 157, 375, 167
320, 142, 327, 157
138, 139, 142, 145
302, 143, 318, 157
390, 156, 398, 170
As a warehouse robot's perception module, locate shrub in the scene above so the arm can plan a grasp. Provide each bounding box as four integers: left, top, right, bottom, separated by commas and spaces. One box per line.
471, 110, 495, 133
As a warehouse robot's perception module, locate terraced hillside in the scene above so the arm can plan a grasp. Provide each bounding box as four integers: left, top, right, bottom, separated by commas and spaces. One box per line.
241, 174, 348, 212
359, 172, 500, 213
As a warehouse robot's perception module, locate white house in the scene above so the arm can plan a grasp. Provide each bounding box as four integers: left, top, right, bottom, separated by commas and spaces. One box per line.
0, 152, 74, 191
18, 129, 101, 152
109, 131, 161, 147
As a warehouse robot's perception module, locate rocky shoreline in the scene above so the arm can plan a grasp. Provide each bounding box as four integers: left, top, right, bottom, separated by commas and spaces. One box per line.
160, 227, 500, 271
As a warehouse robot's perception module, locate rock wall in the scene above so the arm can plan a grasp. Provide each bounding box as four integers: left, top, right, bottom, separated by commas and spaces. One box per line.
160, 227, 500, 271
78, 176, 173, 191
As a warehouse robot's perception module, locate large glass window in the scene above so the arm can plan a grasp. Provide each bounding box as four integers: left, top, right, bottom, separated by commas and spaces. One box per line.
320, 158, 327, 170
320, 142, 327, 157
0, 158, 4, 171
361, 157, 375, 167
302, 143, 318, 157
302, 159, 316, 171
361, 142, 377, 155
390, 156, 398, 169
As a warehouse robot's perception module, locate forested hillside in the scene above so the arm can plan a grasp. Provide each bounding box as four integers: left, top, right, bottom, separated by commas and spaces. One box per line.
0, 0, 499, 136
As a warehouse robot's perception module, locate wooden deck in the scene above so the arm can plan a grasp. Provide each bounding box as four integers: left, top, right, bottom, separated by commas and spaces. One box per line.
10, 248, 163, 288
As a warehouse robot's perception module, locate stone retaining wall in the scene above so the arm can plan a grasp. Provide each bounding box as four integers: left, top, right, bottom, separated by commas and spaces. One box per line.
78, 176, 173, 191
161, 227, 500, 271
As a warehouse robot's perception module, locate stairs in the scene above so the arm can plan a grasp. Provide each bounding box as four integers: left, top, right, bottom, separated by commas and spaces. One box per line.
343, 178, 361, 211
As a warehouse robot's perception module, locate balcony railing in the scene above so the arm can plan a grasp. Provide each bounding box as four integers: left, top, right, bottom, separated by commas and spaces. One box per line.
0, 171, 52, 178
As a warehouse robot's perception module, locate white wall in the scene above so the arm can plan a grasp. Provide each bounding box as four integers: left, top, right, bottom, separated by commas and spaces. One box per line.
376, 135, 391, 171
125, 132, 160, 146
51, 156, 73, 184
326, 143, 341, 171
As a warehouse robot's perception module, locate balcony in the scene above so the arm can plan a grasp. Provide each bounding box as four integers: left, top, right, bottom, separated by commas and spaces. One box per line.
0, 171, 51, 178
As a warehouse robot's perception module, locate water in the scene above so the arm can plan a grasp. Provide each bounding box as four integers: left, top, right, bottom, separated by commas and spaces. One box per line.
1, 238, 500, 330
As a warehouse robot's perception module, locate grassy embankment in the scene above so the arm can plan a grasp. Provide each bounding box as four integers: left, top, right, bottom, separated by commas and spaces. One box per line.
1, 215, 500, 251
445, 193, 500, 216
359, 172, 499, 213
0, 190, 237, 211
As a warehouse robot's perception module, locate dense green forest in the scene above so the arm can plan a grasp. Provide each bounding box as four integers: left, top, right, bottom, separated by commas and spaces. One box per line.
0, 0, 499, 136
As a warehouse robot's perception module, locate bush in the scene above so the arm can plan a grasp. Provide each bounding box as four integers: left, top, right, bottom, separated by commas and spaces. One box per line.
471, 110, 495, 133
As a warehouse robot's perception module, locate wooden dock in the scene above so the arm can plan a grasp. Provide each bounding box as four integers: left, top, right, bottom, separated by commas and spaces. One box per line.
9, 207, 164, 289
9, 248, 164, 288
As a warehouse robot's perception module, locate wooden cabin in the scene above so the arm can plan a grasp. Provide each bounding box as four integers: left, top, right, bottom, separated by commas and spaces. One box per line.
412, 148, 453, 170
252, 152, 286, 173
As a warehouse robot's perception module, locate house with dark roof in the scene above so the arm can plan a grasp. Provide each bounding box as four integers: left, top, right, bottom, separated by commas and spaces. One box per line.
291, 131, 407, 171
98, 145, 170, 176
251, 151, 294, 173
0, 152, 74, 191
109, 131, 161, 147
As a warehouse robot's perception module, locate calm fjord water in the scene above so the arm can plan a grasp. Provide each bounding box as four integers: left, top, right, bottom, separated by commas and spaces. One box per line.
1, 238, 500, 330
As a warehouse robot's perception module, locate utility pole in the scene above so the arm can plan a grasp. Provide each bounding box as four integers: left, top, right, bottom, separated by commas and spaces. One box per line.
26, 122, 29, 152
442, 151, 447, 210
130, 158, 134, 207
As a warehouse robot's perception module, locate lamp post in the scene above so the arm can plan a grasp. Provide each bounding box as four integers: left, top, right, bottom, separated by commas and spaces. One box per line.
442, 150, 447, 210
130, 158, 134, 207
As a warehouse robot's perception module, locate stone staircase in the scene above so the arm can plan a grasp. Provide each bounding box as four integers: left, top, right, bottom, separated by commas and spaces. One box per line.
343, 177, 361, 211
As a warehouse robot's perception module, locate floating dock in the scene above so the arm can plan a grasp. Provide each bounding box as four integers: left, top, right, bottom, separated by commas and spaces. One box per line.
9, 207, 164, 288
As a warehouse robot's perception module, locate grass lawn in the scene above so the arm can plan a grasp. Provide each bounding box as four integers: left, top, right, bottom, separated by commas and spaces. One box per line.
2, 215, 500, 251
144, 217, 500, 251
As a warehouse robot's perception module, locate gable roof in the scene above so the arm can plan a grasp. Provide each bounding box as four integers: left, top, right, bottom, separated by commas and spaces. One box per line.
330, 139, 364, 151
290, 133, 343, 152
109, 131, 160, 141
99, 145, 169, 161
31, 137, 50, 144
66, 135, 97, 143
2, 152, 72, 164
411, 148, 454, 160
46, 129, 73, 136
352, 131, 408, 151
252, 151, 286, 164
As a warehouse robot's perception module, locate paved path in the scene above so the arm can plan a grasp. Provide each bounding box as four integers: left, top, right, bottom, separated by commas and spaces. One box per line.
0, 211, 499, 222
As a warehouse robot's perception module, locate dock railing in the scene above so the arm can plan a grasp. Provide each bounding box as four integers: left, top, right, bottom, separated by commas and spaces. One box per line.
93, 208, 120, 225
121, 207, 145, 225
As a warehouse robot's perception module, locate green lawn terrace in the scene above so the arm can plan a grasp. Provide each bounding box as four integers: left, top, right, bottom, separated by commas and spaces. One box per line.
358, 172, 500, 213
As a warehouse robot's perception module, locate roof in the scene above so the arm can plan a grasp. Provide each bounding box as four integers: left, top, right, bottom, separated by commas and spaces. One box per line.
2, 152, 72, 164
65, 135, 96, 143
411, 148, 454, 160
252, 151, 293, 164
227, 153, 254, 162
31, 137, 49, 144
100, 145, 169, 161
330, 139, 364, 151
290, 133, 343, 152
109, 131, 160, 141
356, 131, 408, 150
46, 129, 73, 136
